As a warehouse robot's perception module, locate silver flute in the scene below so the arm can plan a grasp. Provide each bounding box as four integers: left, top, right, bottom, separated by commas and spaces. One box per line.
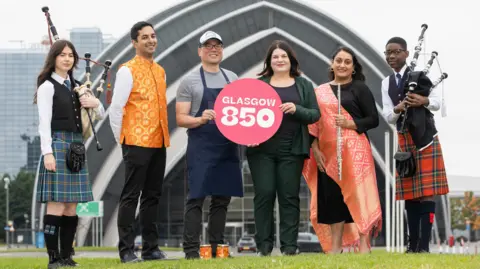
337, 84, 342, 181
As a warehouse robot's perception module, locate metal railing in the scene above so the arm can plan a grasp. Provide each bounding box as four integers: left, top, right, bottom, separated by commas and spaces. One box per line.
384, 130, 405, 253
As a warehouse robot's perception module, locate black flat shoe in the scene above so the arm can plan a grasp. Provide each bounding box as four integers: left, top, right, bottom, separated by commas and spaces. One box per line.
142, 249, 167, 261
185, 251, 200, 260
120, 251, 142, 263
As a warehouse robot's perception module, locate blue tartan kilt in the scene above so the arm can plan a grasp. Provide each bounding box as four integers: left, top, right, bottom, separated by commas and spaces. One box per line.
36, 131, 93, 203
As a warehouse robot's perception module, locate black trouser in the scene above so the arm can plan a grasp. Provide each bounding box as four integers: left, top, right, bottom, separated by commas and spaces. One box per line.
117, 144, 166, 256
183, 196, 231, 255
246, 139, 304, 254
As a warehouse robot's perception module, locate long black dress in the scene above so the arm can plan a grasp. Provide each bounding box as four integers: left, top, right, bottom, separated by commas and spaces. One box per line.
317, 80, 379, 224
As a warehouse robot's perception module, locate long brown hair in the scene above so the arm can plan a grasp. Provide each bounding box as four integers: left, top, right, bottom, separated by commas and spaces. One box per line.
257, 40, 301, 77
34, 40, 79, 104
328, 46, 366, 82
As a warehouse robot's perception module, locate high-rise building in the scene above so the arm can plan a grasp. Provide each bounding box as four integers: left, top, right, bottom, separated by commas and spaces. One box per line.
69, 27, 105, 79
0, 46, 48, 175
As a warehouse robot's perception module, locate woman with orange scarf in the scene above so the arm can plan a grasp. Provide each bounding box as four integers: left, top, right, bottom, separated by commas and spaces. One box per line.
302, 47, 382, 254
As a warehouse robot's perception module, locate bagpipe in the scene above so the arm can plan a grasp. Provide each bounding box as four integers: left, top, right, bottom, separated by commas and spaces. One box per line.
398, 23, 448, 133
42, 6, 112, 151
395, 23, 448, 177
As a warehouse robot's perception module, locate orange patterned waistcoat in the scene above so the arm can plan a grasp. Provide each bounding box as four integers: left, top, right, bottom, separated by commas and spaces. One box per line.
120, 55, 170, 148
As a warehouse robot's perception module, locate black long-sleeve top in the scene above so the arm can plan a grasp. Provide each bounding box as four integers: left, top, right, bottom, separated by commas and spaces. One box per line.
329, 80, 379, 134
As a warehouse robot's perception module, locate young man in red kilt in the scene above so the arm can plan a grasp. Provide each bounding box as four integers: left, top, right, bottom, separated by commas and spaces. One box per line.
381, 37, 449, 253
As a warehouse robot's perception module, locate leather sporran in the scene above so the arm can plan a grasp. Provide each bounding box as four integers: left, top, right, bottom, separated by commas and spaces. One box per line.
66, 142, 86, 172
393, 151, 416, 178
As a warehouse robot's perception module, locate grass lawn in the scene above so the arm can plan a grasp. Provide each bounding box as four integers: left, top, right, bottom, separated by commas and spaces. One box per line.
0, 251, 479, 269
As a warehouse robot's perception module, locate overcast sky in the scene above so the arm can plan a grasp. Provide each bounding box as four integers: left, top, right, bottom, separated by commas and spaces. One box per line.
0, 0, 477, 177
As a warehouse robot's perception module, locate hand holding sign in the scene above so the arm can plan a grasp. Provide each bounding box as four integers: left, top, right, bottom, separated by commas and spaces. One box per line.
214, 78, 283, 145
279, 102, 296, 114
201, 109, 216, 122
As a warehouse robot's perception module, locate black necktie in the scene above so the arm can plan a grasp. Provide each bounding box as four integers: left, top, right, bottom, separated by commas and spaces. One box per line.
396, 73, 402, 88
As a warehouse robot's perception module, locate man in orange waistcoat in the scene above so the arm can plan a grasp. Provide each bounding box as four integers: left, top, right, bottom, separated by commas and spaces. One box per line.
109, 21, 170, 263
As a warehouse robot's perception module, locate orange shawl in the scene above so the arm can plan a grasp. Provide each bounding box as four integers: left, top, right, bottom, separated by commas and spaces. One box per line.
302, 82, 382, 253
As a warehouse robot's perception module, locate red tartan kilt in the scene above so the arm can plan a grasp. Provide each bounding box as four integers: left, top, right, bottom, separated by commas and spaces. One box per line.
395, 133, 449, 200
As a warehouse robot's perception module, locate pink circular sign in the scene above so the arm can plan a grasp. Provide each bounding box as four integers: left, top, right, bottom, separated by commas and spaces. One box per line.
214, 78, 283, 145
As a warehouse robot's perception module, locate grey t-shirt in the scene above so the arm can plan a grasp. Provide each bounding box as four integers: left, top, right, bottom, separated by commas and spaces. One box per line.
176, 68, 238, 116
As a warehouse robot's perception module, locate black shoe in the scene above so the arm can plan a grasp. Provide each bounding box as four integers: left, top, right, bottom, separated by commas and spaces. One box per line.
185, 251, 200, 259
406, 236, 419, 253
61, 257, 79, 267
417, 243, 430, 254
142, 249, 167, 261
47, 250, 63, 269
120, 251, 142, 263
281, 250, 298, 256
60, 249, 79, 267
257, 251, 270, 257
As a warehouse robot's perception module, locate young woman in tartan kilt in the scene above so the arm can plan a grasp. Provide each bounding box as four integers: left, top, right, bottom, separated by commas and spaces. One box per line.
34, 40, 105, 268
381, 37, 449, 253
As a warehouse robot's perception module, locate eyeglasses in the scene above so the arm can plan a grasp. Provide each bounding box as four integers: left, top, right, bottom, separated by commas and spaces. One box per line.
384, 49, 405, 56
202, 44, 223, 50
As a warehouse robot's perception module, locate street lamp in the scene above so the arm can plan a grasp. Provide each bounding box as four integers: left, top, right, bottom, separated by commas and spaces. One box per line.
24, 214, 29, 248
4, 176, 10, 248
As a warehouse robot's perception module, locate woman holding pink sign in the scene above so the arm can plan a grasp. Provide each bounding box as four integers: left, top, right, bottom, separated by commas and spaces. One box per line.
302, 47, 382, 254
246, 40, 320, 256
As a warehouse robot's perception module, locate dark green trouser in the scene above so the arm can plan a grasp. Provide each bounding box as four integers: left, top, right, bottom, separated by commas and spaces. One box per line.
246, 143, 304, 254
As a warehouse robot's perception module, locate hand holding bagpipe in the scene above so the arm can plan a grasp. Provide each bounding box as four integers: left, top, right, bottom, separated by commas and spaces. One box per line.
398, 24, 449, 132
404, 50, 438, 108
73, 54, 113, 151
42, 6, 113, 151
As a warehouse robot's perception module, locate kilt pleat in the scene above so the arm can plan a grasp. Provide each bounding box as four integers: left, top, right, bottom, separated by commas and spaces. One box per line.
395, 133, 449, 200
36, 131, 93, 203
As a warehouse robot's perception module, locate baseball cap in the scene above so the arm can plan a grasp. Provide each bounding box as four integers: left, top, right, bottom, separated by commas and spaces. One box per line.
199, 31, 223, 46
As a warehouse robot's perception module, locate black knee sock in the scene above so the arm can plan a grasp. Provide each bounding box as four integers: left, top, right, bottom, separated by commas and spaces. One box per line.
60, 215, 78, 258
405, 200, 421, 252
418, 201, 436, 252
43, 215, 62, 254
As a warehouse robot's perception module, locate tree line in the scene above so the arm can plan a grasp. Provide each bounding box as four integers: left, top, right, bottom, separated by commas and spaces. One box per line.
0, 171, 35, 243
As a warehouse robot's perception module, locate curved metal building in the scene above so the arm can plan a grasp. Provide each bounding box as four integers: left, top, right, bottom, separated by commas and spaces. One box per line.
32, 0, 451, 248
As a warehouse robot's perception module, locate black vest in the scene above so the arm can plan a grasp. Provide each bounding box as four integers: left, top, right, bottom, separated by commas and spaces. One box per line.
388, 68, 437, 148
387, 68, 409, 131
47, 77, 83, 133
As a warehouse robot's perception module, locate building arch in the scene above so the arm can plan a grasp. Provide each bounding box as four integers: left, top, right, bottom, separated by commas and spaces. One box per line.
31, 0, 450, 247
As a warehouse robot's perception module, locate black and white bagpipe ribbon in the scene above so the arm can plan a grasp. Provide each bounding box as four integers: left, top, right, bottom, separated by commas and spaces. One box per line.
399, 23, 448, 133
42, 6, 112, 151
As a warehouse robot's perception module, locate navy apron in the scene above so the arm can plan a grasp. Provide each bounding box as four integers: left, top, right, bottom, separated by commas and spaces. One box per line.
185, 67, 244, 200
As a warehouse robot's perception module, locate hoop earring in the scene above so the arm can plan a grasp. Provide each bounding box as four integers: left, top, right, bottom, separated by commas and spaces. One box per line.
352, 70, 356, 75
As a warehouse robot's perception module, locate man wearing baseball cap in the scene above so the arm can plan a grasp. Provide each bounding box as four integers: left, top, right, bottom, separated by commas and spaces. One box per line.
198, 30, 223, 46
176, 30, 243, 259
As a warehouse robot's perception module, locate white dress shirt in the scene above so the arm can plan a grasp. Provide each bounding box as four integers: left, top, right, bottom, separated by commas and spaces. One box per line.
37, 72, 106, 156
381, 64, 442, 124
109, 66, 133, 144
109, 66, 167, 143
